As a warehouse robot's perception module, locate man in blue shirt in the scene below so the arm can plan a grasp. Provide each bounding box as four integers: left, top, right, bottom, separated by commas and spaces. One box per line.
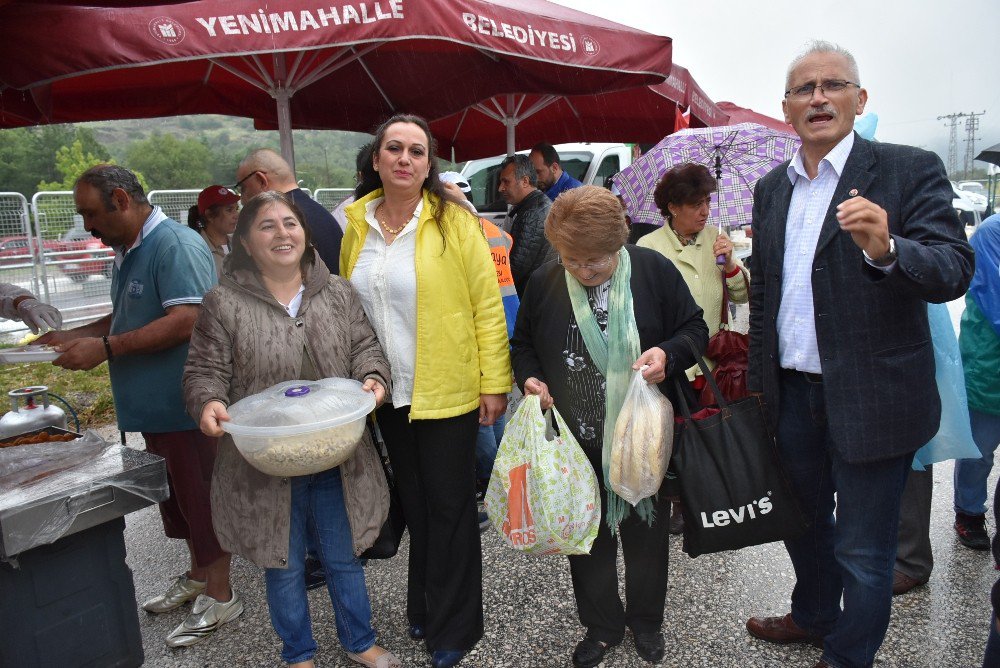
43, 165, 240, 649
529, 142, 583, 201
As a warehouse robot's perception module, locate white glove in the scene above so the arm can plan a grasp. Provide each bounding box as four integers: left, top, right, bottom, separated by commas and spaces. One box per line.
16, 298, 62, 334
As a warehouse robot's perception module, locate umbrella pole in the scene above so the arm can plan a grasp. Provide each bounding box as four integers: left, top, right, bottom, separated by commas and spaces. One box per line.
275, 89, 295, 174
505, 94, 516, 156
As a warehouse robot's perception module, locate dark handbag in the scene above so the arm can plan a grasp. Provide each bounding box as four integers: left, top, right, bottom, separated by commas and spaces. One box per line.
673, 338, 806, 557
699, 269, 750, 407
360, 420, 406, 560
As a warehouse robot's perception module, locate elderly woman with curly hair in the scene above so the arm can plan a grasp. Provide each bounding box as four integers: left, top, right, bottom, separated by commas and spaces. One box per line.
511, 186, 707, 668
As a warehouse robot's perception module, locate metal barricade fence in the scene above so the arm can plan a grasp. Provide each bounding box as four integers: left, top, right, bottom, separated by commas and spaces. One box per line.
312, 188, 353, 213
21, 191, 114, 337
0, 193, 43, 338
148, 190, 200, 227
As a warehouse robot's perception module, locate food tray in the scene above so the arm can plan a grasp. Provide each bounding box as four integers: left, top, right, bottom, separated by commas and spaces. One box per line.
0, 426, 80, 449
0, 345, 60, 364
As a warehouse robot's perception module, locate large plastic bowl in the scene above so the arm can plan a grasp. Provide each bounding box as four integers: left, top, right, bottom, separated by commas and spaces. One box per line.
221, 378, 376, 477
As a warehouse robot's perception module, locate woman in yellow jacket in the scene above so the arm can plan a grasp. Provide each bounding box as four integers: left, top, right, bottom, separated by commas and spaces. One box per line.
341, 114, 511, 668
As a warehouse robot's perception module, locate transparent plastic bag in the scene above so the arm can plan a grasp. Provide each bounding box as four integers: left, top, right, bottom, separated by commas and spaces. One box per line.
483, 395, 600, 556
610, 368, 674, 506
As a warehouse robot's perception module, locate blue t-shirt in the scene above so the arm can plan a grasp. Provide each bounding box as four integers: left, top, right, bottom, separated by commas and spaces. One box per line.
109, 213, 217, 433
544, 170, 583, 201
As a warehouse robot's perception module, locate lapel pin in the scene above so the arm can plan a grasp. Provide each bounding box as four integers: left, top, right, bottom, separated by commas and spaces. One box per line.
848, 188, 859, 197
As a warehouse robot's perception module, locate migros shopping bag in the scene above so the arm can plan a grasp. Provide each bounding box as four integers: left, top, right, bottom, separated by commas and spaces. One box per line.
484, 395, 600, 556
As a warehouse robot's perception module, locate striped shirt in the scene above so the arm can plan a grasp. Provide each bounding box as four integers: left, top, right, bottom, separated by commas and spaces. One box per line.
776, 132, 854, 373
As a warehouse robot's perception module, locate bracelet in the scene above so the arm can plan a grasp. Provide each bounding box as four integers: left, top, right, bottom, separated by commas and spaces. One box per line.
102, 335, 114, 362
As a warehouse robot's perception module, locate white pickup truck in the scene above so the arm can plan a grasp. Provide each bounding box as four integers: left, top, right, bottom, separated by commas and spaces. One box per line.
460, 142, 633, 226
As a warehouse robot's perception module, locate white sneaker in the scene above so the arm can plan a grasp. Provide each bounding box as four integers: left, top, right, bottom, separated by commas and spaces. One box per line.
165, 591, 244, 648
142, 574, 206, 613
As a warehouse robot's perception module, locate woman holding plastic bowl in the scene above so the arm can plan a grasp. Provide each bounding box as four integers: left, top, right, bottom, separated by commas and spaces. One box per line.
183, 191, 401, 668
510, 186, 707, 668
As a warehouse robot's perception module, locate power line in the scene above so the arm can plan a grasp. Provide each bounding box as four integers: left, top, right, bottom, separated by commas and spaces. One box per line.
963, 111, 986, 175
937, 113, 965, 177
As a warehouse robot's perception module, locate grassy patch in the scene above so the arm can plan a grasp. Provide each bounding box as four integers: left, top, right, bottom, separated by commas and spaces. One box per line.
0, 362, 115, 429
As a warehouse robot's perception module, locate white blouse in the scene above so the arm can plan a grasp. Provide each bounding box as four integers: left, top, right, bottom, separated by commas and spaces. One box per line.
350, 197, 421, 408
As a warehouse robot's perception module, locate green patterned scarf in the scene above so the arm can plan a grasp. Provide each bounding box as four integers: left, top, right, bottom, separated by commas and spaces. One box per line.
566, 247, 654, 531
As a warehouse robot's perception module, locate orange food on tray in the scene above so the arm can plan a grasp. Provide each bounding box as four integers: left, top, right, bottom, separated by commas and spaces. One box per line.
0, 432, 77, 448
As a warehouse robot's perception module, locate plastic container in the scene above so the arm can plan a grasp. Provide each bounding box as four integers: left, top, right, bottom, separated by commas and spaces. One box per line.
222, 378, 376, 477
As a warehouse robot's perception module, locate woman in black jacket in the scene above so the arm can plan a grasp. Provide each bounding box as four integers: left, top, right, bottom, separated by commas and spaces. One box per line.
511, 186, 707, 668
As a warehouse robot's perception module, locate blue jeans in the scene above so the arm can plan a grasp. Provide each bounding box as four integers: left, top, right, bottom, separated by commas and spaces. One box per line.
264, 468, 375, 663
775, 370, 913, 668
954, 410, 1000, 516
475, 413, 506, 486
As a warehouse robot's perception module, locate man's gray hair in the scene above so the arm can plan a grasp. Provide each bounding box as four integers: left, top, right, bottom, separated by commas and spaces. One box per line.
786, 40, 861, 89
76, 164, 148, 210
500, 153, 537, 187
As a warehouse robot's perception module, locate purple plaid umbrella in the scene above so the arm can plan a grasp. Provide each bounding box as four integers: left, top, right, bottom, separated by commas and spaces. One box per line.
613, 123, 800, 231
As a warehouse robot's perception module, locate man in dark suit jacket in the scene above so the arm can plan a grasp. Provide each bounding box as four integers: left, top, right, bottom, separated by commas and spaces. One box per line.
744, 41, 974, 668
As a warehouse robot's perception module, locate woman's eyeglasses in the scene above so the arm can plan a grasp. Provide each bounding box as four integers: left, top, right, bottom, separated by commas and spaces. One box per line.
557, 255, 614, 271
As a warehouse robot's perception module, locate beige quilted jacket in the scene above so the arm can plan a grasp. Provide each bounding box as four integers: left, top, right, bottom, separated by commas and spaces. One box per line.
183, 258, 390, 568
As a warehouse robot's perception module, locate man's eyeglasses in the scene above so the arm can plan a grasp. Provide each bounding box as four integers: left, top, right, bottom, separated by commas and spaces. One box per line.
232, 170, 263, 194
557, 255, 614, 271
784, 79, 859, 99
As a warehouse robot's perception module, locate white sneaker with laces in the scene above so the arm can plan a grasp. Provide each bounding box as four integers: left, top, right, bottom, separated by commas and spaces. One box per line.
142, 574, 206, 614
165, 591, 244, 648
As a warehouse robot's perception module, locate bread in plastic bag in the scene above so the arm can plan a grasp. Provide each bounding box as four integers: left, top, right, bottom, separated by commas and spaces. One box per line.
483, 394, 600, 556
609, 368, 674, 506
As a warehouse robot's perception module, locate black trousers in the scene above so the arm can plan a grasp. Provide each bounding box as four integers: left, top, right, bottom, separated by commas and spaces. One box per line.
567, 446, 672, 644
376, 405, 483, 653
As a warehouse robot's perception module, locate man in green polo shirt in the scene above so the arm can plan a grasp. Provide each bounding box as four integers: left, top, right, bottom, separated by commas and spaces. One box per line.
42, 165, 240, 648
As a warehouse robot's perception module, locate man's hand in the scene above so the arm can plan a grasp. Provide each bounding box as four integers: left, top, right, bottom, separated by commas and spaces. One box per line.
479, 393, 508, 425
52, 337, 107, 371
362, 378, 387, 407
199, 400, 230, 437
523, 377, 553, 410
836, 195, 890, 259
633, 346, 668, 384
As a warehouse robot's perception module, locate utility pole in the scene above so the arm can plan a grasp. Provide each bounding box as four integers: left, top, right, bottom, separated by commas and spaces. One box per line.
938, 112, 966, 177
963, 111, 986, 177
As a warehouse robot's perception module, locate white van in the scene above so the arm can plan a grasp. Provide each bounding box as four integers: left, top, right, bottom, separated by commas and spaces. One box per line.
460, 143, 633, 225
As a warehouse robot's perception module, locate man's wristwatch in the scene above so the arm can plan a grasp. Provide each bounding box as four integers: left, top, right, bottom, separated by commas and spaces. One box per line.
864, 236, 897, 267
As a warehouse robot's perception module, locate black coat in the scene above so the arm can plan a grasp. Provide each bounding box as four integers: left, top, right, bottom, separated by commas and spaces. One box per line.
507, 189, 555, 296
748, 134, 975, 463
511, 245, 708, 446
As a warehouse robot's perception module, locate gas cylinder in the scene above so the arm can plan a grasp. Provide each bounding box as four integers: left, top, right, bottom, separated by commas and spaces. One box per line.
0, 386, 67, 439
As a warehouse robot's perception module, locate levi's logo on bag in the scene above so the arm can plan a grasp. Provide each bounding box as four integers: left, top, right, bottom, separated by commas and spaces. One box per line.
502, 463, 537, 547
701, 494, 773, 528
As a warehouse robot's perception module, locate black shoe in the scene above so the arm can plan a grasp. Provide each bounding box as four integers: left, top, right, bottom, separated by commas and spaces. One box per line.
955, 512, 991, 550
634, 631, 665, 662
408, 623, 426, 640
303, 557, 326, 591
572, 637, 621, 668
669, 504, 684, 536
431, 650, 466, 667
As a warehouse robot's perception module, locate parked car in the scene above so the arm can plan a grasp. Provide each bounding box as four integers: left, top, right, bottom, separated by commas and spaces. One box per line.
952, 183, 983, 228
0, 235, 61, 267
57, 228, 113, 282
460, 142, 633, 226
952, 181, 987, 214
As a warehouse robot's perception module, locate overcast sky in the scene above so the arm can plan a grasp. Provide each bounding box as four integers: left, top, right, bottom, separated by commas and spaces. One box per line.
551, 0, 999, 172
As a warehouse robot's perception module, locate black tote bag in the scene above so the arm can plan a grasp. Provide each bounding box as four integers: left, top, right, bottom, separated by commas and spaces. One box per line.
672, 338, 806, 557
360, 420, 406, 560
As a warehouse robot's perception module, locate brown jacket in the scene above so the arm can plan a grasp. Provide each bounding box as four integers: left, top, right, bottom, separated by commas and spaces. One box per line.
183, 257, 390, 568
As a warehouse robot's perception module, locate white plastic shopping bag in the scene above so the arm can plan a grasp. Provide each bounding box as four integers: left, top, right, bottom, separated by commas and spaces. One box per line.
609, 368, 674, 506
484, 395, 600, 555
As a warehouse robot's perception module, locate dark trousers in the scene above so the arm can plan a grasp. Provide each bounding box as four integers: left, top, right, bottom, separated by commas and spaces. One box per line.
376, 405, 483, 653
896, 465, 934, 582
776, 370, 913, 668
567, 447, 672, 644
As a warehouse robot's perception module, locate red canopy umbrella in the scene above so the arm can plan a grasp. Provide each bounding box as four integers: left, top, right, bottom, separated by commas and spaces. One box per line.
426, 63, 726, 161
0, 0, 672, 168
716, 101, 795, 135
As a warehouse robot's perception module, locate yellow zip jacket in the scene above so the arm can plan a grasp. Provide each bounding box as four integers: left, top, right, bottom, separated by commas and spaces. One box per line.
342, 188, 512, 420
